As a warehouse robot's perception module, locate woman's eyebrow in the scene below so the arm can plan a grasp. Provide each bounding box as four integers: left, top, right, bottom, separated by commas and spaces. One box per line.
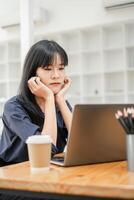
47, 63, 65, 68
59, 63, 64, 66
52, 63, 64, 67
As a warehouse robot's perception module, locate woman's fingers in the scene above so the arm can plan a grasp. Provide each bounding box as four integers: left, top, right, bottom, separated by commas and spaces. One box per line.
28, 77, 40, 91
28, 84, 34, 94
64, 77, 71, 89
64, 76, 71, 82
35, 77, 44, 86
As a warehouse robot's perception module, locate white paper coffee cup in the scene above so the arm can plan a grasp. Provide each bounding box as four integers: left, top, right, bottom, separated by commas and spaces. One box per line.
26, 135, 52, 173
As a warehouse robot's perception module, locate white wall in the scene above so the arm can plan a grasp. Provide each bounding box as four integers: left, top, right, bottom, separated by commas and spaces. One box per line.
0, 0, 19, 27
36, 0, 134, 32
0, 0, 134, 30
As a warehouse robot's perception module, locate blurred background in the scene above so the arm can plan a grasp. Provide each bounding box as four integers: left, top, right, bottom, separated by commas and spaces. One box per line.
0, 0, 134, 127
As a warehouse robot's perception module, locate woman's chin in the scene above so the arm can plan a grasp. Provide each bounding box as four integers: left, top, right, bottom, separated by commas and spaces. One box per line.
48, 85, 63, 95
49, 84, 63, 95
52, 89, 61, 95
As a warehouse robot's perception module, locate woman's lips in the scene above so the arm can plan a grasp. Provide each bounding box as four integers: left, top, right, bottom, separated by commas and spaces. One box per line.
50, 83, 61, 86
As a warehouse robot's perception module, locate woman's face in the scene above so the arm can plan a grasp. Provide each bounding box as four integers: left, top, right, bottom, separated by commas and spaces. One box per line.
36, 54, 66, 95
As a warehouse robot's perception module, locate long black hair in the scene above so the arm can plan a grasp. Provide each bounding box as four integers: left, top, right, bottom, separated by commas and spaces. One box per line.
17, 40, 68, 127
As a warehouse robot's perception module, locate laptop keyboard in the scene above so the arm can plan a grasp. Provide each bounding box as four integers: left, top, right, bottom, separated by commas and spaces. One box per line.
51, 156, 64, 163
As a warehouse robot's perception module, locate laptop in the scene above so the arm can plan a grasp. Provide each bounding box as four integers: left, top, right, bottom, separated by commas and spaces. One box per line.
51, 104, 133, 167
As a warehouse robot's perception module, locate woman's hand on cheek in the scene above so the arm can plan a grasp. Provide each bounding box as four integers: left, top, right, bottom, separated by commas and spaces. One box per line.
28, 77, 54, 101
55, 76, 71, 102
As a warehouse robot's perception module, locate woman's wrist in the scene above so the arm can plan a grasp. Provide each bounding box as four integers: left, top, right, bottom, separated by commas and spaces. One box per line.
55, 94, 65, 102
55, 95, 66, 108
44, 93, 54, 101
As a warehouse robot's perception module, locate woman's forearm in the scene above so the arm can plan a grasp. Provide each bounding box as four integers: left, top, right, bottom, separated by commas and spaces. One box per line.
56, 97, 72, 133
41, 98, 57, 145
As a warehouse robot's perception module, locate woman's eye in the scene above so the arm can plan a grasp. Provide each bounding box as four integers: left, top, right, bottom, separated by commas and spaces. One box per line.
45, 68, 52, 71
59, 67, 65, 70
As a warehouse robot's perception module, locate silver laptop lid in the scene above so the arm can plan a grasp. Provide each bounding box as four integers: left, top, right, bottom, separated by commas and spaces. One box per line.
64, 104, 133, 166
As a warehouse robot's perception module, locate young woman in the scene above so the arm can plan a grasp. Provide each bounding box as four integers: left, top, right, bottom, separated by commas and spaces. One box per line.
0, 40, 72, 166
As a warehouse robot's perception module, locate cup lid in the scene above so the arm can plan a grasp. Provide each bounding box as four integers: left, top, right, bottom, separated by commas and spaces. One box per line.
26, 135, 52, 144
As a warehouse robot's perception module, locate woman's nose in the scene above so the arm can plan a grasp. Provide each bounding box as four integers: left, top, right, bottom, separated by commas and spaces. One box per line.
51, 69, 60, 79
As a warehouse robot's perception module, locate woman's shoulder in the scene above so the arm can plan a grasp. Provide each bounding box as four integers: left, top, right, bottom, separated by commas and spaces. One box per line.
4, 95, 26, 115
4, 96, 20, 108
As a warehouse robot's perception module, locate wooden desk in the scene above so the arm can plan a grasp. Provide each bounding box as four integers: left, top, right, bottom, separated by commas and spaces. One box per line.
0, 161, 134, 199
